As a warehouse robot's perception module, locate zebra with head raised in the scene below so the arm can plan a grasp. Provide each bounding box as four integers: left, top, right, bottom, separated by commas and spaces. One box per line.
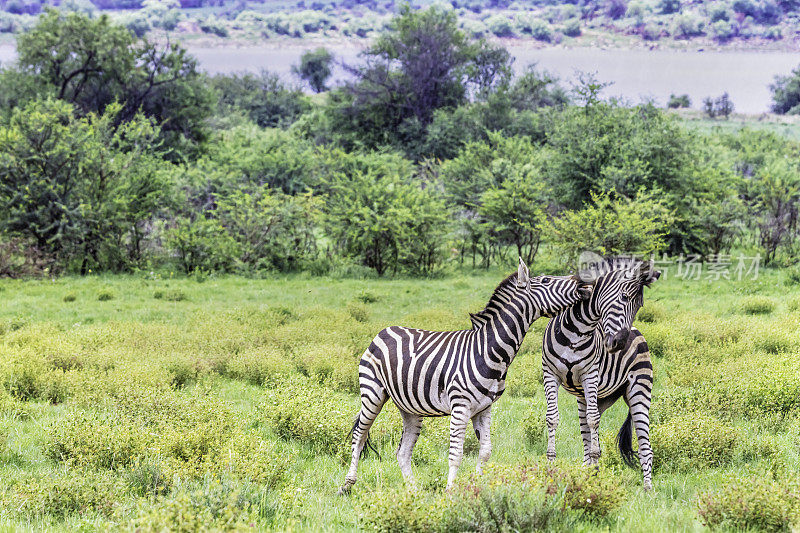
337, 258, 592, 495
541, 258, 660, 490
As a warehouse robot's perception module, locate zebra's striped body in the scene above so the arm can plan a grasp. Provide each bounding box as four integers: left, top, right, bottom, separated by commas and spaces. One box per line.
338, 259, 591, 494
542, 261, 659, 490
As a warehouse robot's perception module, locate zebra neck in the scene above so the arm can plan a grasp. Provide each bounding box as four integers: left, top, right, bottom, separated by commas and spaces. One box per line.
480, 301, 530, 365
563, 297, 601, 335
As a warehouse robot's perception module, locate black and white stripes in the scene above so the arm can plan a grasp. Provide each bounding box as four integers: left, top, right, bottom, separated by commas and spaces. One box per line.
542, 259, 660, 490
338, 258, 591, 494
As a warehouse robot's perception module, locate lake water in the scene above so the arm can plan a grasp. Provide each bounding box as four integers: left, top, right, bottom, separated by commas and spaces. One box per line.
2, 43, 798, 114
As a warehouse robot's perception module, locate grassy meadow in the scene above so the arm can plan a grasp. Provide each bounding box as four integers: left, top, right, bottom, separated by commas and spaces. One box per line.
0, 268, 799, 531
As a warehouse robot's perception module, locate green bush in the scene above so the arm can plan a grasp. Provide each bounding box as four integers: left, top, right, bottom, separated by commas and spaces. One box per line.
521, 403, 547, 450
548, 191, 672, 266
46, 410, 149, 469
63, 293, 77, 302
651, 413, 738, 471
165, 217, 240, 275
263, 377, 357, 461
132, 483, 259, 533
697, 476, 800, 532
8, 470, 122, 517
221, 348, 294, 387
97, 289, 115, 301
562, 18, 581, 37
741, 296, 776, 315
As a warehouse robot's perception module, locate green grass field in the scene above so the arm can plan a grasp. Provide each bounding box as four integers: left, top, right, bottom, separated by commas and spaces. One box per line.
0, 268, 798, 531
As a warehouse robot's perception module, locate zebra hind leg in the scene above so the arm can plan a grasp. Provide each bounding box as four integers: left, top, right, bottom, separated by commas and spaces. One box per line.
543, 371, 560, 461
338, 379, 388, 496
626, 376, 653, 491
471, 407, 492, 475
396, 411, 422, 490
577, 397, 591, 464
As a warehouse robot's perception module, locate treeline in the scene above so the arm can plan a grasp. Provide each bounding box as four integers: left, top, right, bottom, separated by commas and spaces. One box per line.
1, 7, 800, 278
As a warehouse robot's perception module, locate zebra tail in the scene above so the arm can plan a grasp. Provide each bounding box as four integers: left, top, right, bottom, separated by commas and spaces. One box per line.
348, 416, 381, 460
616, 411, 638, 469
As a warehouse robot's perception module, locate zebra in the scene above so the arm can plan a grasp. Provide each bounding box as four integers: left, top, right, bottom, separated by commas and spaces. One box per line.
337, 258, 592, 495
541, 258, 660, 490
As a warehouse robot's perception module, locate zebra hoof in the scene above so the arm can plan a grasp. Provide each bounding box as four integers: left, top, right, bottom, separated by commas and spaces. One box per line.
337, 485, 352, 496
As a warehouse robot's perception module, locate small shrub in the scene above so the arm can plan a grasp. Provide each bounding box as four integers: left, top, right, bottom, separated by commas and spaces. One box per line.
167, 359, 199, 389
222, 348, 294, 387
785, 265, 800, 286
63, 293, 77, 302
741, 296, 776, 315
529, 19, 552, 42
132, 484, 258, 532
126, 458, 168, 497
97, 289, 115, 301
651, 413, 738, 471
485, 14, 514, 37
505, 348, 543, 396
667, 93, 691, 109
521, 403, 546, 450
697, 476, 800, 532
347, 301, 369, 323
263, 377, 357, 461
164, 290, 187, 302
710, 20, 734, 41
9, 470, 122, 517
561, 18, 581, 37
356, 290, 380, 304
46, 410, 149, 469
154, 290, 164, 299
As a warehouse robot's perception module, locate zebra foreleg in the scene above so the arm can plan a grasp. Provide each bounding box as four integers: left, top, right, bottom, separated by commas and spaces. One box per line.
338, 385, 387, 496
543, 370, 560, 461
581, 370, 601, 465
396, 411, 422, 490
446, 405, 470, 491
471, 407, 492, 475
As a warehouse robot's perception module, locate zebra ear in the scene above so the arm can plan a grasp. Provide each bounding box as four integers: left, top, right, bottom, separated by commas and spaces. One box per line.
517, 257, 530, 288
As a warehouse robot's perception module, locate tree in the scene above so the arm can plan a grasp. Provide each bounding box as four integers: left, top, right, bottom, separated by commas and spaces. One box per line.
217, 187, 320, 272
667, 93, 691, 108
748, 158, 800, 265
479, 174, 547, 265
211, 70, 309, 128
0, 99, 173, 272
322, 154, 450, 276
548, 191, 673, 267
326, 5, 511, 153
9, 10, 214, 158
770, 65, 800, 115
715, 92, 734, 118
292, 47, 334, 93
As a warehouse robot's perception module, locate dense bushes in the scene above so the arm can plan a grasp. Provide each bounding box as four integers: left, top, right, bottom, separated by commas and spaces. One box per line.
651, 413, 739, 471
3, 9, 800, 276
361, 462, 624, 532
698, 477, 800, 531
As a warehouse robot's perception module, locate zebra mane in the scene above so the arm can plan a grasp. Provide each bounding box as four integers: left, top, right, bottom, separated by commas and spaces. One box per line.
469, 272, 518, 329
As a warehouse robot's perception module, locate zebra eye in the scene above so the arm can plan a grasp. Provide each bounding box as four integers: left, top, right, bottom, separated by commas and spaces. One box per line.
621, 293, 629, 302
541, 277, 551, 284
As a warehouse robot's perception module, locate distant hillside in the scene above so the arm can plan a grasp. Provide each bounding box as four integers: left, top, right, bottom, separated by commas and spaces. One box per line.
1, 0, 800, 49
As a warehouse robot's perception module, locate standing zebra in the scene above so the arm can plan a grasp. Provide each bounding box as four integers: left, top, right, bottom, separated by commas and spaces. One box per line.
338, 259, 591, 495
541, 259, 660, 490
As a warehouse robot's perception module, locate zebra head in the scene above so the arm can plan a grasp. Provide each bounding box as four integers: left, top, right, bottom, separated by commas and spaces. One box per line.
516, 258, 593, 320
591, 260, 661, 351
